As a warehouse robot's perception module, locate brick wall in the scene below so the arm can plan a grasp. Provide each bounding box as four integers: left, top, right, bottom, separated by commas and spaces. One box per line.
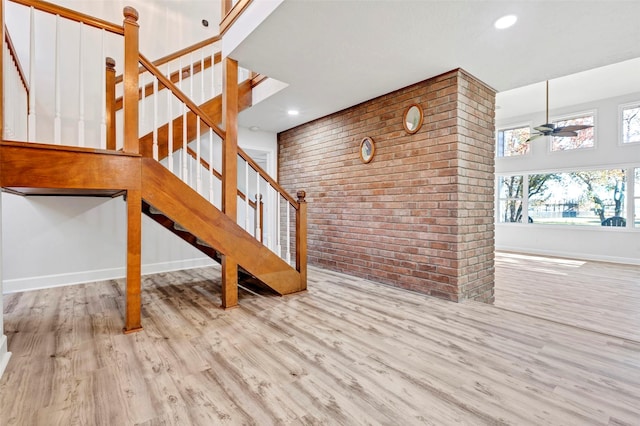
278, 69, 495, 302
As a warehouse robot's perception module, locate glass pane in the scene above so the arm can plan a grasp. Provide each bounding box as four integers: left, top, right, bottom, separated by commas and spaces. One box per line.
551, 114, 595, 151
498, 175, 523, 199
498, 127, 530, 157
622, 106, 640, 144
498, 199, 524, 223
526, 169, 626, 226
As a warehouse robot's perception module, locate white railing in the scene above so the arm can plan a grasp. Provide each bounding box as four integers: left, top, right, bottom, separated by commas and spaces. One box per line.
237, 150, 300, 265
3, 26, 29, 140
6, 0, 125, 148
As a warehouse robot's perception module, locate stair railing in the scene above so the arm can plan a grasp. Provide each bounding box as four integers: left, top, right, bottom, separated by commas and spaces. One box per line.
5, 0, 127, 149
3, 24, 29, 140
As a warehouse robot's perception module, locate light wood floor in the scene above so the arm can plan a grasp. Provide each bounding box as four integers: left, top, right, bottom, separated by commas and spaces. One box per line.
495, 252, 640, 342
1, 255, 640, 425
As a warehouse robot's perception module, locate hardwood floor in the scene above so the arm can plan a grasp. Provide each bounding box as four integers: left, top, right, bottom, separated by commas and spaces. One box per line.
495, 252, 640, 342
1, 257, 640, 425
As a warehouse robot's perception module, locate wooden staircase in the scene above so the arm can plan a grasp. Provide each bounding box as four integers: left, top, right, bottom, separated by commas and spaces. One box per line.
0, 0, 307, 334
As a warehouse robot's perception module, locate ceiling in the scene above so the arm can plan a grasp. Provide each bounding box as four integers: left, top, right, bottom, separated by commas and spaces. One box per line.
225, 0, 640, 133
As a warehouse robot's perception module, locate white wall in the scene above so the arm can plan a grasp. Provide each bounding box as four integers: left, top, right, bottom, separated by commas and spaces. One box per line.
0, 192, 12, 379
495, 91, 640, 265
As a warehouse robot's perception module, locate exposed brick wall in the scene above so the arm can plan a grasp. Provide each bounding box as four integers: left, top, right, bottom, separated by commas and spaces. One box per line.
278, 69, 495, 303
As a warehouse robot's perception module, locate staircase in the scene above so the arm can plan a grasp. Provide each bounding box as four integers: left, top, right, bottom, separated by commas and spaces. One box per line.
0, 0, 307, 333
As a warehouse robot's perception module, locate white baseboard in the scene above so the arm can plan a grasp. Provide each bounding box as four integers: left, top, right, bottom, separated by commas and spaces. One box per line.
0, 335, 10, 379
2, 258, 215, 294
496, 245, 640, 266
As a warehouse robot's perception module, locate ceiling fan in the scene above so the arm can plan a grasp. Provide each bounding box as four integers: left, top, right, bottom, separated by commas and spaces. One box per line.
526, 80, 593, 142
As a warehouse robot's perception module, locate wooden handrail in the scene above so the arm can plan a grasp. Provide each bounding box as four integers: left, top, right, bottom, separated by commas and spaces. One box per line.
238, 147, 299, 209
138, 53, 225, 141
115, 35, 221, 84
114, 51, 222, 111
9, 0, 124, 35
220, 0, 252, 36
4, 25, 29, 92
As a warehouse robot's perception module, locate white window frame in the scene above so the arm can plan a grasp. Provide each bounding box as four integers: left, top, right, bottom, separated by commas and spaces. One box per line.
549, 110, 597, 153
619, 101, 640, 146
496, 123, 532, 158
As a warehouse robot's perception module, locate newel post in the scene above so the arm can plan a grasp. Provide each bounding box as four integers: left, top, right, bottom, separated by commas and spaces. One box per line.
222, 57, 238, 220
122, 7, 142, 334
296, 190, 308, 291
105, 57, 116, 150
122, 7, 139, 154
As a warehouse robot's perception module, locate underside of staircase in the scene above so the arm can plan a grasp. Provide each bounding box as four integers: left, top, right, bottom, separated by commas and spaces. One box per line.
0, 141, 306, 330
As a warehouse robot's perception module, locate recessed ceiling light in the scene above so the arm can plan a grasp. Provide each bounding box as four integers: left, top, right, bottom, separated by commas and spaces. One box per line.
494, 15, 517, 30
249, 126, 260, 131
287, 110, 299, 116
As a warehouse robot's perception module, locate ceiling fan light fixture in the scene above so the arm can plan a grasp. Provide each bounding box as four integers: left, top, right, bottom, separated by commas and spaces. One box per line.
494, 15, 517, 30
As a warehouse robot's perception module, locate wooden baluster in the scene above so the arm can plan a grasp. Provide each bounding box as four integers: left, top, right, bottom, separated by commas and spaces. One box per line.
286, 200, 291, 264
166, 63, 173, 173
77, 23, 85, 146
53, 14, 61, 144
296, 190, 307, 290
105, 57, 116, 150
122, 6, 139, 154
27, 6, 36, 142
152, 75, 158, 160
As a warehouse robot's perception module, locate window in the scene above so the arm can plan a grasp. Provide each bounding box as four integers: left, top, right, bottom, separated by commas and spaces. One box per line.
497, 175, 524, 222
635, 168, 640, 227
525, 169, 626, 226
621, 103, 640, 144
497, 126, 530, 157
550, 113, 595, 151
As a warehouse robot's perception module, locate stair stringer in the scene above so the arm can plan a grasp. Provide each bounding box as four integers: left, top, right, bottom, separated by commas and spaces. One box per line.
141, 158, 303, 295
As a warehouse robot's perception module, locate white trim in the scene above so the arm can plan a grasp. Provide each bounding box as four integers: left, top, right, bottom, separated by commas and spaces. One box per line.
619, 101, 640, 146
0, 335, 10, 379
2, 258, 215, 294
495, 122, 532, 159
495, 246, 640, 266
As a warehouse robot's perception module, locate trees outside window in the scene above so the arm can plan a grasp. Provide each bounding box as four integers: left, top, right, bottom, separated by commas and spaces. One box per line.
551, 113, 595, 151
497, 126, 530, 157
498, 169, 627, 226
621, 104, 640, 144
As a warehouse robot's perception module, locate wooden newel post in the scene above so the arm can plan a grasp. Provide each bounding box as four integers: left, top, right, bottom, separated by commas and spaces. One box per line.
105, 57, 116, 150
122, 7, 142, 334
122, 6, 139, 154
296, 190, 308, 291
222, 58, 238, 220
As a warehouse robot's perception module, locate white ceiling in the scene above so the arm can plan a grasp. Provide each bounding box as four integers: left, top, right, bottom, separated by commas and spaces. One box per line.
225, 0, 640, 133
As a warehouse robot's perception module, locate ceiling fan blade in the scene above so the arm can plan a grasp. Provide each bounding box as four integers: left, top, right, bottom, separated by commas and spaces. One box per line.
534, 123, 555, 132
553, 130, 578, 137
526, 133, 544, 142
559, 124, 593, 132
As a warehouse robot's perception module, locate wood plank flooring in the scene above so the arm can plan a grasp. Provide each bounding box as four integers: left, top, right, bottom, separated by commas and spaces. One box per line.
494, 252, 640, 342
1, 257, 640, 425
